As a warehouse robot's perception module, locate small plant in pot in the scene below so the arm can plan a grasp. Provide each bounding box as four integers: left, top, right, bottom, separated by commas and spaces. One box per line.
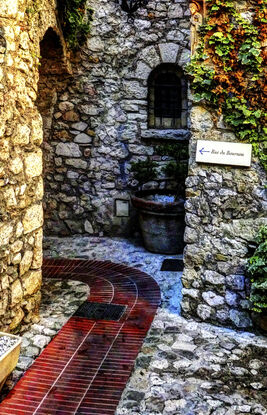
130, 142, 188, 254
247, 225, 267, 333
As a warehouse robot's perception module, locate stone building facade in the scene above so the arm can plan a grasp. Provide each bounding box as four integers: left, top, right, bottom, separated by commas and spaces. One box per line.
181, 0, 266, 329
42, 0, 191, 237
0, 0, 265, 332
182, 106, 266, 329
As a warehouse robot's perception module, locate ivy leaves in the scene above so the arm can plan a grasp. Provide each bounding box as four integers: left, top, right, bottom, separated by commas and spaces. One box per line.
209, 31, 235, 60
186, 0, 267, 171
247, 226, 267, 313
57, 0, 93, 50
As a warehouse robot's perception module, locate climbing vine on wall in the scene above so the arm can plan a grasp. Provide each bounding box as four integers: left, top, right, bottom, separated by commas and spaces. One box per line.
57, 0, 93, 49
186, 0, 267, 170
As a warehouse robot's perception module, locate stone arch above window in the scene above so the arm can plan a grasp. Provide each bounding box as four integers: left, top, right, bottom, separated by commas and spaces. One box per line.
147, 64, 187, 130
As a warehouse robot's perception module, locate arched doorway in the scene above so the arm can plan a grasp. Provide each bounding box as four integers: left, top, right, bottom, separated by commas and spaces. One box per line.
36, 28, 71, 236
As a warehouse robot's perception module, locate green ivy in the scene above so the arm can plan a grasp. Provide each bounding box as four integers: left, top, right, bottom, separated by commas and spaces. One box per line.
186, 0, 267, 171
247, 226, 267, 313
208, 29, 235, 61
57, 0, 93, 50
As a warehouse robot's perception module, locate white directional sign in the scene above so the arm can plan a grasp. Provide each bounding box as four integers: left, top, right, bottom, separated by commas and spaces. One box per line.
196, 140, 252, 167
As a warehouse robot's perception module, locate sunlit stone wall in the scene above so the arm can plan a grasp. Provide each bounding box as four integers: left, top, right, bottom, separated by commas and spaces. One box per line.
0, 0, 60, 331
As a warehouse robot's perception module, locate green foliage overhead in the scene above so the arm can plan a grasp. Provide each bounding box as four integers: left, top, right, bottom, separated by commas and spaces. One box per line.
57, 0, 93, 50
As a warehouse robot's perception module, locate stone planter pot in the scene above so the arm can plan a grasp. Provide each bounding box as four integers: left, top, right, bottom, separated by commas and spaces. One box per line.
0, 332, 22, 392
251, 311, 267, 335
131, 189, 185, 254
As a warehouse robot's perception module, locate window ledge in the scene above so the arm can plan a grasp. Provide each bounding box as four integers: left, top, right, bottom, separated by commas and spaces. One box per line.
141, 129, 190, 141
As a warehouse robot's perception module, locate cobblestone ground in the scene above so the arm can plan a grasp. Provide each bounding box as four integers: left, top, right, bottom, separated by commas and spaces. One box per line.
0, 278, 89, 400
44, 236, 267, 415
44, 236, 183, 314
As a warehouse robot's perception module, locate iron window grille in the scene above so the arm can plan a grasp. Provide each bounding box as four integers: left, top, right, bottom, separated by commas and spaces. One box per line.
148, 64, 188, 129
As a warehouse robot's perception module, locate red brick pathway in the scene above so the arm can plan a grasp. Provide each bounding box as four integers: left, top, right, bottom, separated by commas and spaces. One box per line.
0, 258, 161, 415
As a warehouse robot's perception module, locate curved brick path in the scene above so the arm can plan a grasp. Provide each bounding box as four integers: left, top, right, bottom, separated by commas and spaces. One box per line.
0, 258, 161, 415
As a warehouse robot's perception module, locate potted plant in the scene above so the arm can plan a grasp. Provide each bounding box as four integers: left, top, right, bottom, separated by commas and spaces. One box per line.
130, 142, 188, 254
247, 225, 267, 333
0, 332, 22, 392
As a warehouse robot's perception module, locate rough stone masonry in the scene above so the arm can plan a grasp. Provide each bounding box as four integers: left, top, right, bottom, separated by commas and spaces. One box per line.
41, 0, 192, 237
181, 1, 266, 329
0, 0, 67, 331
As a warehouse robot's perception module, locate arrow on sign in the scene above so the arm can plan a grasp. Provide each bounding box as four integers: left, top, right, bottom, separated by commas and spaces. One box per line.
199, 147, 210, 155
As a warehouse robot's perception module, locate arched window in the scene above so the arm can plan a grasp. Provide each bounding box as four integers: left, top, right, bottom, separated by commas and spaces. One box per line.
148, 64, 187, 129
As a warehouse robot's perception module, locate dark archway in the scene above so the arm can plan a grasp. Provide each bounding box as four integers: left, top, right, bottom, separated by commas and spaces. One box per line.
36, 28, 71, 236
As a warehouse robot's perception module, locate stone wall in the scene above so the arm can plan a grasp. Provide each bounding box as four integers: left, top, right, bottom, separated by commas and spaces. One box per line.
181, 104, 266, 329
0, 0, 63, 331
43, 0, 191, 236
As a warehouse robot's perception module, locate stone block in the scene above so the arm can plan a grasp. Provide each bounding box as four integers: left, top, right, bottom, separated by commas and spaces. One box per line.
229, 309, 252, 328
31, 117, 43, 145
58, 101, 74, 112
62, 111, 80, 122
71, 122, 88, 131
9, 307, 24, 330
182, 288, 199, 299
35, 176, 44, 201
124, 81, 147, 99
0, 223, 13, 246
87, 36, 104, 52
225, 290, 238, 306
226, 274, 245, 291
178, 49, 191, 67
22, 270, 42, 296
203, 271, 225, 286
23, 204, 43, 234
66, 159, 88, 169
56, 142, 82, 158
0, 0, 18, 18
135, 61, 151, 80
184, 227, 198, 243
190, 106, 214, 131
11, 240, 23, 253
139, 46, 161, 68
20, 250, 33, 276
197, 304, 212, 320
202, 291, 225, 307
67, 171, 79, 179
0, 139, 9, 160
84, 220, 94, 234
13, 124, 31, 145
168, 4, 183, 18
172, 341, 197, 352
159, 43, 179, 63
4, 187, 17, 207
74, 133, 92, 144
12, 252, 21, 265
9, 157, 23, 174
24, 149, 43, 178
11, 279, 23, 306
1, 275, 9, 290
